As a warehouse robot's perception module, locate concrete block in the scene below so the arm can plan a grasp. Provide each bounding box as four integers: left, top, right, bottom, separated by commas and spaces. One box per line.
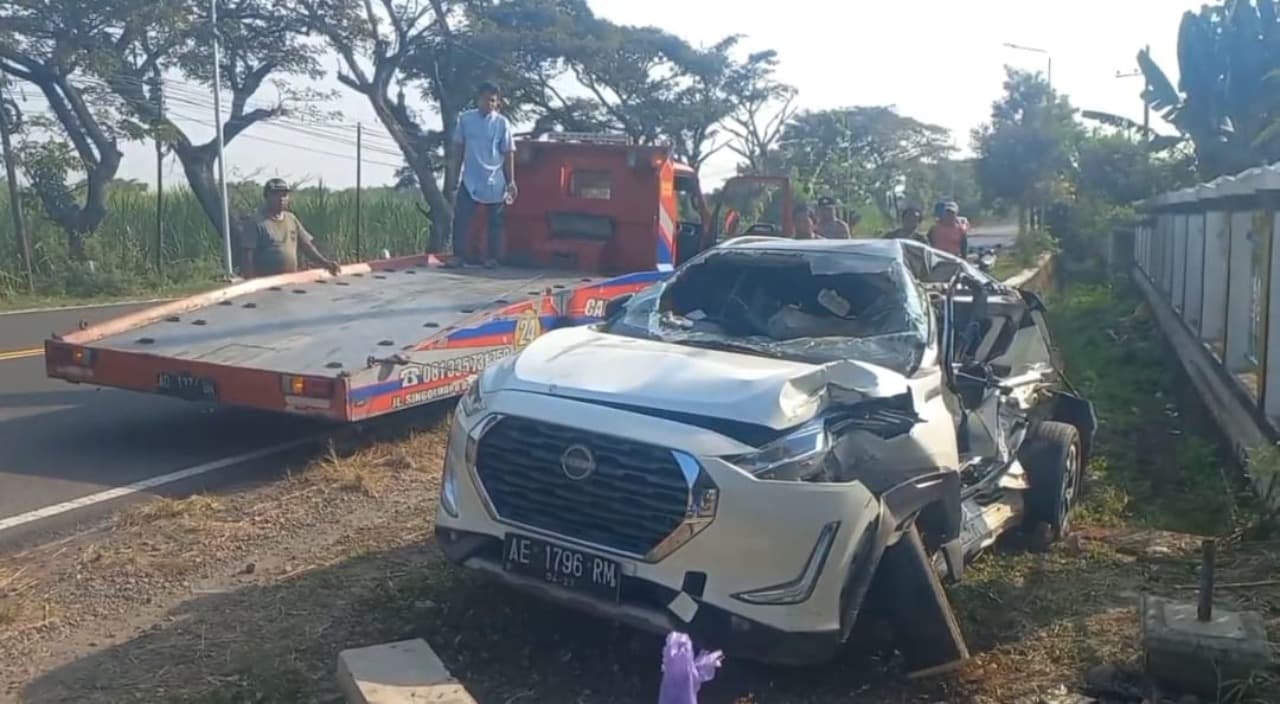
337, 638, 477, 704
1140, 595, 1273, 696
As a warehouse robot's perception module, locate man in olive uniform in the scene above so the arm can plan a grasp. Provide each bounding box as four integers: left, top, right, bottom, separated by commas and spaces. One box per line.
240, 179, 341, 278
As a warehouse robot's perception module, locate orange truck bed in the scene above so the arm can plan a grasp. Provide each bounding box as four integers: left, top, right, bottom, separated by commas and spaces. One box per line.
45, 255, 663, 422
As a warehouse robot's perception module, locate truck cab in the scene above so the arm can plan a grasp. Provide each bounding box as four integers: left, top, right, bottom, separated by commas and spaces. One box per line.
460, 132, 791, 272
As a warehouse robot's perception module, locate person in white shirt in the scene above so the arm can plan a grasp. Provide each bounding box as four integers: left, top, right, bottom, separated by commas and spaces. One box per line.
445, 82, 517, 268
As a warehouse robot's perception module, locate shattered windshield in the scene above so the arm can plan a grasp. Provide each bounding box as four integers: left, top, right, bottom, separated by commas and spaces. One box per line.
603, 247, 931, 375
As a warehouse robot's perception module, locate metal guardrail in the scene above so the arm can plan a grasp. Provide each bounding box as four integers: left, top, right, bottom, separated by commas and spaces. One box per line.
1133, 162, 1280, 507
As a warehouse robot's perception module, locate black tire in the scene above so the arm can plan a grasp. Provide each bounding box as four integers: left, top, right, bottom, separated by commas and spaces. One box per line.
1018, 420, 1082, 544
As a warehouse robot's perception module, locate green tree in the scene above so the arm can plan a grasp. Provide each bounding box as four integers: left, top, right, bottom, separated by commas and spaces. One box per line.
556, 24, 785, 170
778, 106, 953, 219
0, 0, 138, 256
102, 0, 328, 243
2, 0, 327, 254
1137, 0, 1280, 177
724, 77, 796, 176
297, 0, 615, 248
900, 158, 983, 220
972, 68, 1081, 231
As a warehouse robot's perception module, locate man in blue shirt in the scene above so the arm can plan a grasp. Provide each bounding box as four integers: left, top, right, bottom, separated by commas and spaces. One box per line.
445, 81, 517, 268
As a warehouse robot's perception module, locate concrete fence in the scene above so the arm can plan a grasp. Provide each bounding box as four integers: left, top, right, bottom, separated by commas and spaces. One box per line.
1133, 163, 1280, 509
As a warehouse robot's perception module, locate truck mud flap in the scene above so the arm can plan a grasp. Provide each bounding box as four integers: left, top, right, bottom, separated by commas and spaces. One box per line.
874, 523, 970, 677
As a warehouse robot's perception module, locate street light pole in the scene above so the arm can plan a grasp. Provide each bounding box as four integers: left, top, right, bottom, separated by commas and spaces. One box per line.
1004, 42, 1053, 91
210, 0, 234, 279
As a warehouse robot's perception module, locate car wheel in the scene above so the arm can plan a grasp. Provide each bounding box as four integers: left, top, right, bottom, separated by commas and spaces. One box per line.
1018, 420, 1082, 545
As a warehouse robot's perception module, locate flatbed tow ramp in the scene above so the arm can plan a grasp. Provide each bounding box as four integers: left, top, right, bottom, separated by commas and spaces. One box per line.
44, 255, 659, 422
41, 134, 791, 422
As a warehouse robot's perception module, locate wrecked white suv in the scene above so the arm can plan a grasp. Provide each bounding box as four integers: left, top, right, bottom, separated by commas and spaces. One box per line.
434, 238, 1095, 674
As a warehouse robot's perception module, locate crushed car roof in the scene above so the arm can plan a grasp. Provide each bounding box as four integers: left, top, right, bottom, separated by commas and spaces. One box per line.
714, 237, 1004, 288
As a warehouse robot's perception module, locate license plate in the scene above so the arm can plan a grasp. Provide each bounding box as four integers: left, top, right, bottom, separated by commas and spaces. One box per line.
157, 372, 217, 401
502, 533, 621, 602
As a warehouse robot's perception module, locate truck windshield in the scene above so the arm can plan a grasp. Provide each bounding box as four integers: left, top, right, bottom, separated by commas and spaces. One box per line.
602, 248, 931, 374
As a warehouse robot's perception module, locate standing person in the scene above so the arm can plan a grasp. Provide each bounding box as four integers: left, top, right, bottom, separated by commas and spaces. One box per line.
882, 206, 926, 244
814, 196, 850, 239
446, 81, 517, 269
792, 203, 816, 238
239, 179, 341, 278
927, 201, 969, 258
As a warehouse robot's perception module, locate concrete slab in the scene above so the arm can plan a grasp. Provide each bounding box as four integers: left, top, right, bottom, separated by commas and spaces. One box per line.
1140, 595, 1273, 696
338, 639, 477, 704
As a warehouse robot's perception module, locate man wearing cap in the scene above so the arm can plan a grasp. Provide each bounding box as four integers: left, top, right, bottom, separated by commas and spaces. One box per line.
882, 206, 926, 244
814, 196, 850, 239
927, 201, 969, 257
239, 179, 341, 278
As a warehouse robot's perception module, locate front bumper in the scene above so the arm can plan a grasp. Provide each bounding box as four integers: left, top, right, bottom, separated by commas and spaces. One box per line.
436, 526, 846, 665
434, 389, 890, 665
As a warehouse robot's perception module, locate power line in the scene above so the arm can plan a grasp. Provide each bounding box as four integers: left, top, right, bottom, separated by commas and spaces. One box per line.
11, 101, 407, 171
158, 92, 405, 157
65, 71, 406, 137
22, 73, 412, 160
164, 107, 404, 169
58, 74, 412, 158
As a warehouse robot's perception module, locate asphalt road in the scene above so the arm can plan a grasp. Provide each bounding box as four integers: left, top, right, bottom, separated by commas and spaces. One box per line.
968, 223, 1019, 251
0, 301, 321, 540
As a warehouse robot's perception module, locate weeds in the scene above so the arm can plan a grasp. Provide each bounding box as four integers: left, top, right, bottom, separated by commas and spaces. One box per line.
119, 495, 223, 528
1049, 282, 1245, 536
0, 183, 430, 305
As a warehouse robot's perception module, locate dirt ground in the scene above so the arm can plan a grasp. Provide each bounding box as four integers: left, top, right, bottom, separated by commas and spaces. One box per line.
1, 284, 1278, 704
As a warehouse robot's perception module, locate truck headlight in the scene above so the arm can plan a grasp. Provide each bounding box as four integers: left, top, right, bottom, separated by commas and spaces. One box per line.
730, 420, 831, 481
458, 376, 485, 416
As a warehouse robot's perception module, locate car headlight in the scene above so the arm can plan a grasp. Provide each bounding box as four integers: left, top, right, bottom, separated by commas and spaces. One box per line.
458, 375, 485, 416
730, 420, 831, 481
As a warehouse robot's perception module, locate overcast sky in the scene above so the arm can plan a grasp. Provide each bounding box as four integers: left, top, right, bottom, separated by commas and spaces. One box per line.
12, 0, 1199, 191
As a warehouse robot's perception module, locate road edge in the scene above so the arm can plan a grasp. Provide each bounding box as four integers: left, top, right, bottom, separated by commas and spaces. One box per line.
0, 297, 179, 317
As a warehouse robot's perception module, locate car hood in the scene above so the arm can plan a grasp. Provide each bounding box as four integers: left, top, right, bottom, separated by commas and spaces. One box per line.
487, 326, 910, 430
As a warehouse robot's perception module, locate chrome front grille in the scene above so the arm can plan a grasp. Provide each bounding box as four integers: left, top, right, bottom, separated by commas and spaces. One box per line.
474, 416, 691, 556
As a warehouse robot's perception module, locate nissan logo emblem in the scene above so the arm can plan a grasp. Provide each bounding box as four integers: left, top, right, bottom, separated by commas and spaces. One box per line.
560, 444, 597, 481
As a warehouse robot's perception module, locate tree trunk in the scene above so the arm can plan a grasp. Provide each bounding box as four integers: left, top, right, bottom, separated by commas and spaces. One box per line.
172, 143, 237, 264
367, 94, 453, 253
422, 165, 452, 253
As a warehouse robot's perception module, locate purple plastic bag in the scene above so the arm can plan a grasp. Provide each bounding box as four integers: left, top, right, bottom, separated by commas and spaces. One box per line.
658, 631, 723, 704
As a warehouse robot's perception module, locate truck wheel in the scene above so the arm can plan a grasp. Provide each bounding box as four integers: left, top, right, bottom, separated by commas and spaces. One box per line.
1018, 420, 1082, 546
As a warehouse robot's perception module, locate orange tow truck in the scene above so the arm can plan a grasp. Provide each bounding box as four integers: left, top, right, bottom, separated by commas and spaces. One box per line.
44, 133, 793, 422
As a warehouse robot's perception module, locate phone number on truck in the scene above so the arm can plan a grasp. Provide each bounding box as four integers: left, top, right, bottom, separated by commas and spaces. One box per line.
397, 348, 515, 389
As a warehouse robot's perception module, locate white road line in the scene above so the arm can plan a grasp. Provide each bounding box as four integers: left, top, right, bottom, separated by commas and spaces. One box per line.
0, 434, 327, 534
0, 297, 176, 317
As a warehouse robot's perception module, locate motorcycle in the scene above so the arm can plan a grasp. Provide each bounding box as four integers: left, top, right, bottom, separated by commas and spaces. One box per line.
968, 243, 1001, 272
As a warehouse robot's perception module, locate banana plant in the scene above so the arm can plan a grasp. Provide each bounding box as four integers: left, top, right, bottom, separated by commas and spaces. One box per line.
1133, 0, 1280, 178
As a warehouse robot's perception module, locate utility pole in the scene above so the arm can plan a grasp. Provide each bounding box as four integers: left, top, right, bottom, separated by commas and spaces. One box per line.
1117, 46, 1152, 147
355, 122, 363, 260
0, 79, 34, 292
210, 0, 234, 279
152, 65, 165, 273
1142, 44, 1151, 144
